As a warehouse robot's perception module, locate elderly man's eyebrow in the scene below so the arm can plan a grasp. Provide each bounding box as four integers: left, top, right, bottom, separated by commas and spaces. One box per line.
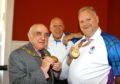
35, 31, 42, 35
34, 31, 49, 36
44, 32, 50, 36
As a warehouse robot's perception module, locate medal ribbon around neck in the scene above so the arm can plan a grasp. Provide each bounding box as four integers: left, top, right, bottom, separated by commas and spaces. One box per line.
71, 39, 93, 59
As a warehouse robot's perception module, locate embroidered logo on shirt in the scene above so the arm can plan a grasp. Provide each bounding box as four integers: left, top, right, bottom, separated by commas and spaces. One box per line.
89, 46, 95, 54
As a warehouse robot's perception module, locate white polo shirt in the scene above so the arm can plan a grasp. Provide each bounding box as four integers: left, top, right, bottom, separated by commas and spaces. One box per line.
48, 33, 74, 79
68, 28, 111, 84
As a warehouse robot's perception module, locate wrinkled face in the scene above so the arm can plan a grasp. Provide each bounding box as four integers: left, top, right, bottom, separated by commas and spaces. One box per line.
50, 18, 64, 40
28, 24, 49, 50
78, 10, 99, 38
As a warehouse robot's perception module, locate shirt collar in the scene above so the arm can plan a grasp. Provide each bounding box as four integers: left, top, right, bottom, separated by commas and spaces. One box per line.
90, 27, 101, 40
82, 27, 102, 40
49, 33, 65, 42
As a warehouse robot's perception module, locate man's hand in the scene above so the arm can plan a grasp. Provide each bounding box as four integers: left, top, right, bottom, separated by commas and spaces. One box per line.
41, 56, 55, 79
63, 33, 83, 45
41, 56, 54, 73
52, 61, 61, 72
63, 34, 74, 45
67, 46, 79, 65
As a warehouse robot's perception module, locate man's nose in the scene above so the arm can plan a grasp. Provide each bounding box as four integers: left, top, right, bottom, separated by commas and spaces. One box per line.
82, 21, 88, 26
41, 35, 46, 40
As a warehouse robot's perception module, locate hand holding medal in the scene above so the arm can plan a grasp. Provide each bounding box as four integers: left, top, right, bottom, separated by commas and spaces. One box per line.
70, 40, 83, 59
67, 41, 83, 65
67, 38, 93, 65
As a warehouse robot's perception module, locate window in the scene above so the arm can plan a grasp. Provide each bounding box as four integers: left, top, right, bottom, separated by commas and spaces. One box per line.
0, 0, 7, 83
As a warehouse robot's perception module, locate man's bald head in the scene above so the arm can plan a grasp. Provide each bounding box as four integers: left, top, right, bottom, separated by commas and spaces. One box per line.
28, 24, 49, 50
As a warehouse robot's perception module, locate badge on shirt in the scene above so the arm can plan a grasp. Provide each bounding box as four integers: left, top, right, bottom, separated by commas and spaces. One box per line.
89, 46, 95, 54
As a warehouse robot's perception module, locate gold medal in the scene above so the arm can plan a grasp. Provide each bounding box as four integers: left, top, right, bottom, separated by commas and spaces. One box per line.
70, 39, 93, 59
71, 47, 80, 59
51, 56, 58, 63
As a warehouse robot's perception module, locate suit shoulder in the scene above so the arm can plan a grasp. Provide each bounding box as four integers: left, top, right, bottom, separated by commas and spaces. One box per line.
101, 32, 119, 42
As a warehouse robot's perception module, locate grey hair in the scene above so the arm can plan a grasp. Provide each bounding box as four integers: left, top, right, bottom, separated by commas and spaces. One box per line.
78, 6, 97, 15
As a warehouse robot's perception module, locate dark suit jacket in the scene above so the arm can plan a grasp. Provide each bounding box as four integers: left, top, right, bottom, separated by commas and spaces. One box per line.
8, 43, 54, 84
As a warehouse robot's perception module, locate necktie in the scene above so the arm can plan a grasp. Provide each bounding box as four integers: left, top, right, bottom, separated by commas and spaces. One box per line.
38, 50, 45, 59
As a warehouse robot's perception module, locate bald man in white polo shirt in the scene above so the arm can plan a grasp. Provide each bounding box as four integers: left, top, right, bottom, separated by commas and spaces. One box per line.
47, 17, 74, 84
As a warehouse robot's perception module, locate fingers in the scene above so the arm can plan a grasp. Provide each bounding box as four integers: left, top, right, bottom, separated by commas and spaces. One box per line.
63, 34, 73, 45
41, 56, 61, 72
52, 62, 61, 72
67, 46, 77, 65
44, 56, 54, 64
41, 56, 54, 72
63, 36, 69, 45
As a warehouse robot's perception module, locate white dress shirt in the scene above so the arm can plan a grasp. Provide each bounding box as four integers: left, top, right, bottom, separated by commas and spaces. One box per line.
48, 33, 74, 80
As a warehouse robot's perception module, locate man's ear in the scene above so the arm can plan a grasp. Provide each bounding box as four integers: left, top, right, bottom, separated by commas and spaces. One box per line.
49, 26, 52, 32
96, 15, 99, 24
28, 32, 32, 42
28, 33, 30, 39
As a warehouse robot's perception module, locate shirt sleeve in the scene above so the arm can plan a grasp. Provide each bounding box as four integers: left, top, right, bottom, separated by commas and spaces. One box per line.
59, 57, 69, 80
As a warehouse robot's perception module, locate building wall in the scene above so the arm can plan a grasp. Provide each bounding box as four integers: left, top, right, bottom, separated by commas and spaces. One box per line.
12, 0, 109, 41
108, 0, 120, 38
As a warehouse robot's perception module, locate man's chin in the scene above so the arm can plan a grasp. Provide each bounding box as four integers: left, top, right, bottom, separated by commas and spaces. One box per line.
37, 45, 45, 50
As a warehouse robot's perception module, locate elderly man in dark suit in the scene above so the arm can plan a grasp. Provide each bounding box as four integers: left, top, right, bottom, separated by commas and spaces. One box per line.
8, 24, 61, 84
